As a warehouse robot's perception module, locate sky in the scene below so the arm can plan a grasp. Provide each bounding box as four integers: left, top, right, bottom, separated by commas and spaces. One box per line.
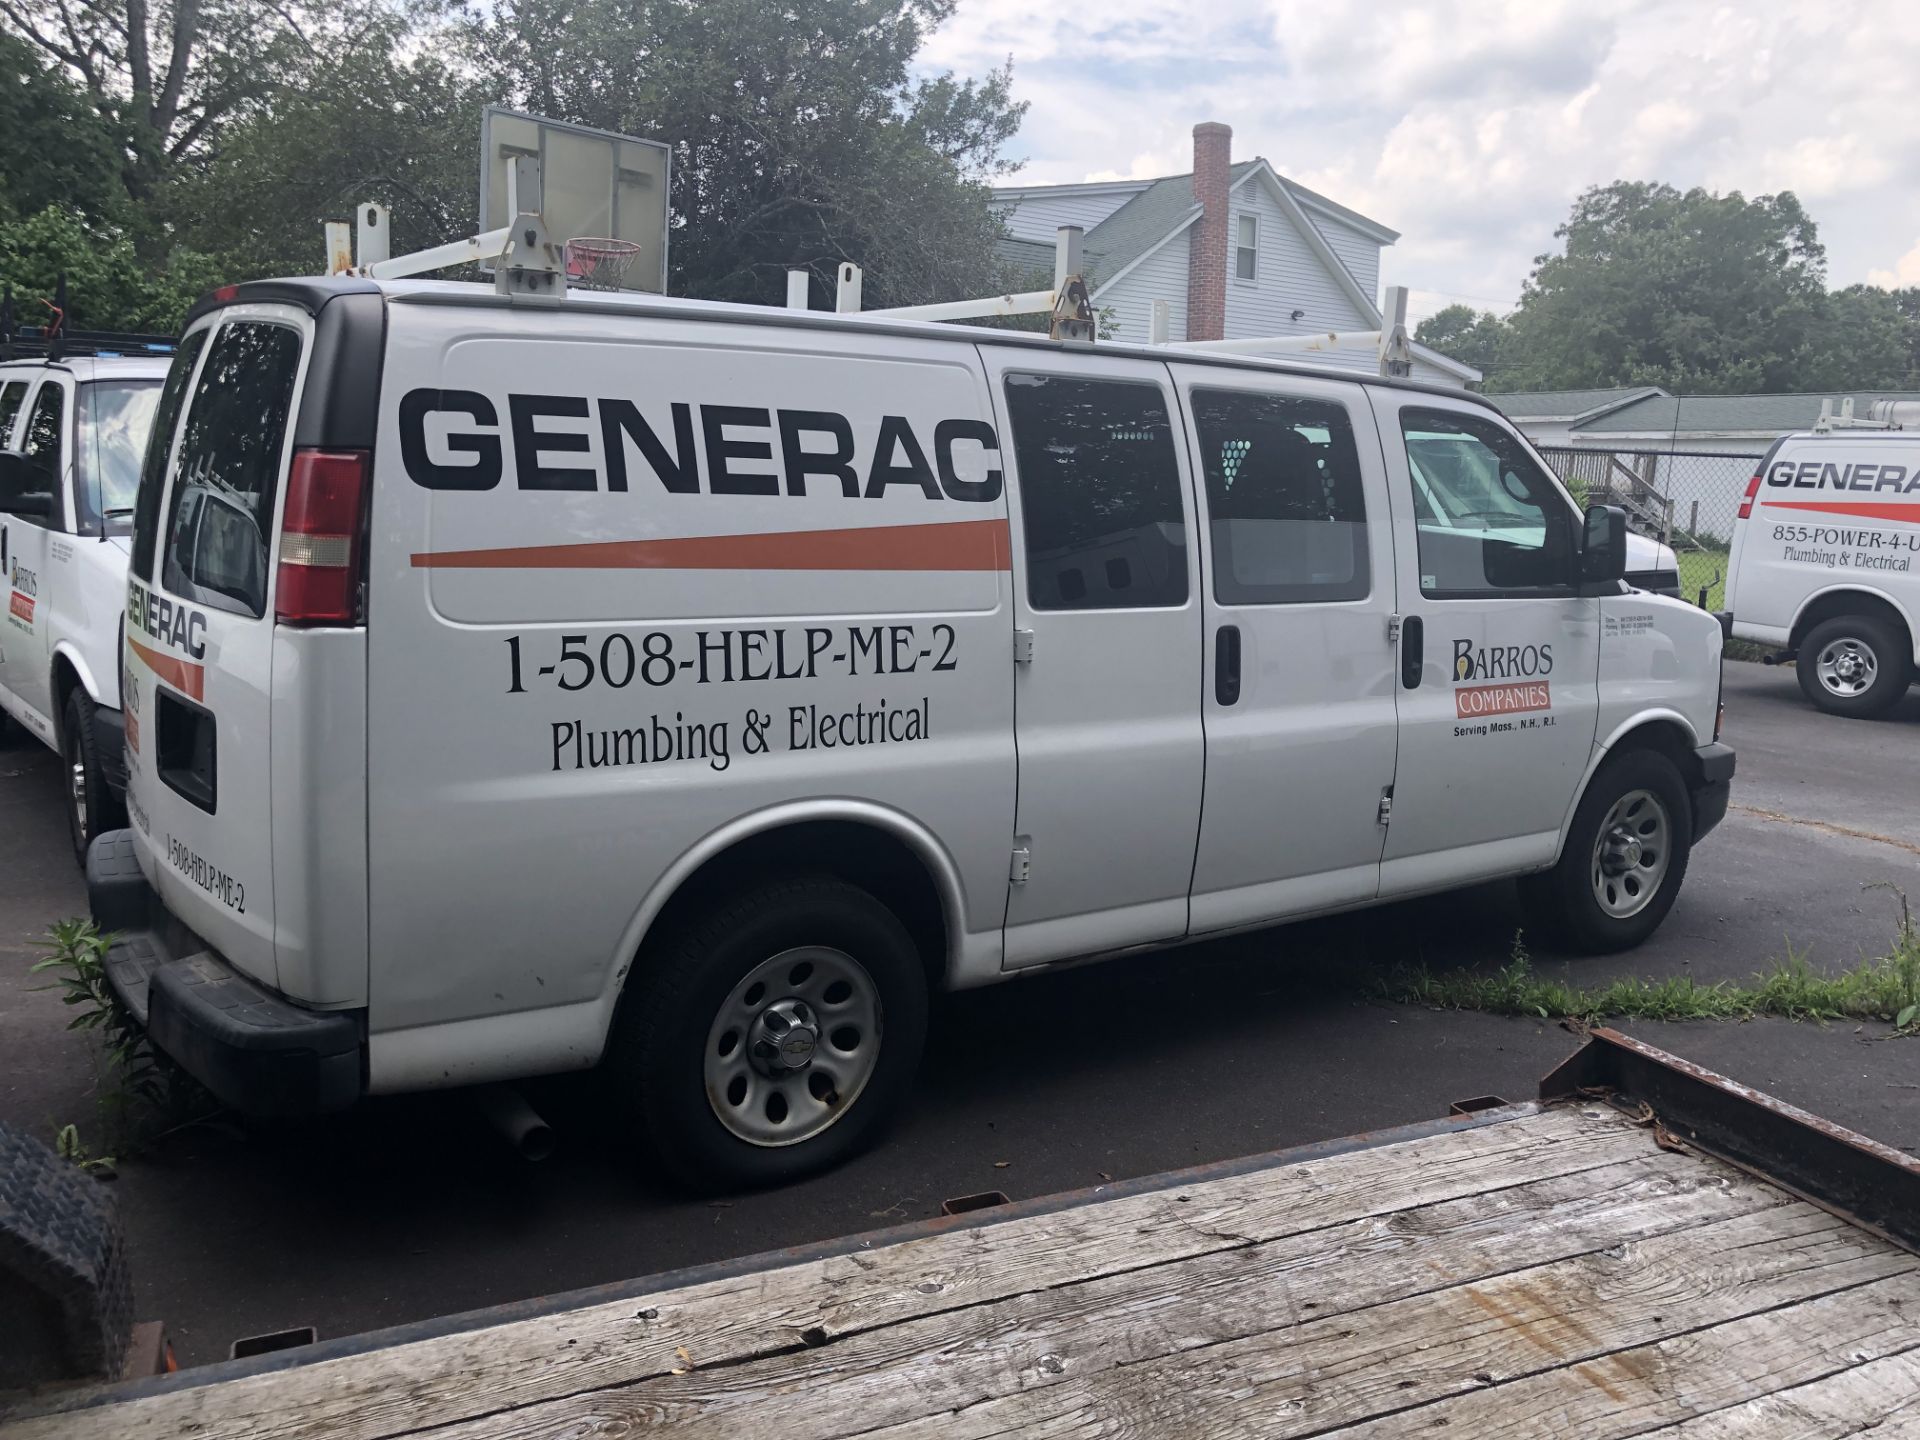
919, 0, 1920, 325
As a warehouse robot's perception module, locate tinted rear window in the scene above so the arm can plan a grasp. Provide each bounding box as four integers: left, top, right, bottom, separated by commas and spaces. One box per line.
161, 322, 302, 616
132, 328, 208, 581
1002, 374, 1188, 610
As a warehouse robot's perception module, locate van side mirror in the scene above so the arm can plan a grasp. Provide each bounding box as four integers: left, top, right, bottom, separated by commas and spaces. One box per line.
0, 451, 54, 519
1580, 504, 1627, 587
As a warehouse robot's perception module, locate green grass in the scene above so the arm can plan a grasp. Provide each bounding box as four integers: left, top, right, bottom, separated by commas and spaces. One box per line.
1674, 546, 1729, 611
1374, 892, 1920, 1030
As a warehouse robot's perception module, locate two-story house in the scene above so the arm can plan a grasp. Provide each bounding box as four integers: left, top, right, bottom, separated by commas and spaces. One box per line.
993, 123, 1477, 388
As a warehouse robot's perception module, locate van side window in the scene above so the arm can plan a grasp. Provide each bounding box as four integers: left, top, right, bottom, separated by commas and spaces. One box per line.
1401, 408, 1573, 598
132, 328, 209, 581
1003, 374, 1188, 610
0, 380, 26, 442
1192, 388, 1369, 604
15, 382, 66, 528
162, 322, 302, 616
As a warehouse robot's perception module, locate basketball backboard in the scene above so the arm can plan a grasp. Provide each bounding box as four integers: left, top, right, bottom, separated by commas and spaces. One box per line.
478, 106, 671, 293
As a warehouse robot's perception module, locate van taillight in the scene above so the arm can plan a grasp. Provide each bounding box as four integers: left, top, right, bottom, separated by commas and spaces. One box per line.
277, 449, 369, 626
1736, 472, 1763, 521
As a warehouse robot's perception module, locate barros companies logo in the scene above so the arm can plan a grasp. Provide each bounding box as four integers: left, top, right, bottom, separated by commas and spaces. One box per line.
1452, 639, 1552, 719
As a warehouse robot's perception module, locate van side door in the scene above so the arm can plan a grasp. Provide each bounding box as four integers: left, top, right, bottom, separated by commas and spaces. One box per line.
1368, 391, 1602, 892
124, 309, 310, 993
979, 348, 1205, 967
0, 373, 70, 737
1171, 367, 1400, 927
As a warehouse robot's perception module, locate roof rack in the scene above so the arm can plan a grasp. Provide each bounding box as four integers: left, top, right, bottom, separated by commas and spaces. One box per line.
0, 282, 177, 363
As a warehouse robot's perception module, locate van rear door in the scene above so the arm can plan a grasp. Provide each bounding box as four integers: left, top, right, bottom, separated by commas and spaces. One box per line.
125, 306, 311, 991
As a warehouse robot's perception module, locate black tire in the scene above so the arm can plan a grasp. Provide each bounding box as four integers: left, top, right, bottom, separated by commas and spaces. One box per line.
61, 690, 124, 869
1795, 614, 1913, 719
605, 875, 929, 1193
1521, 748, 1692, 955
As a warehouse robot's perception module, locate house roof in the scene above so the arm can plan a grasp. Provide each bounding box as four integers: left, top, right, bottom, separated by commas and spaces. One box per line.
1576, 391, 1920, 437
1485, 387, 1668, 422
993, 160, 1398, 290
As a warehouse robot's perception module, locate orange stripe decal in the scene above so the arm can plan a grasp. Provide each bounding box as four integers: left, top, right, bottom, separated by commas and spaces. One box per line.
127, 636, 206, 702
411, 518, 1013, 573
1761, 499, 1920, 524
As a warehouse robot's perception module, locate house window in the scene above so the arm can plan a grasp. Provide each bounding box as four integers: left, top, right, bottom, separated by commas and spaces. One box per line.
1235, 214, 1258, 282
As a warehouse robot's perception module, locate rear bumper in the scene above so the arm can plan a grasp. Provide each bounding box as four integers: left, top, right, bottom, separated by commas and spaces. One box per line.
86, 831, 363, 1116
91, 705, 127, 798
1690, 741, 1735, 843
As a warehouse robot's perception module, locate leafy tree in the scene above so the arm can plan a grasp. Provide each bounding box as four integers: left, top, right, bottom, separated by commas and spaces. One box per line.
1413, 304, 1512, 380
171, 18, 486, 277
1416, 181, 1920, 395
0, 0, 417, 246
0, 205, 219, 332
1501, 181, 1826, 393
0, 29, 125, 224
1799, 285, 1917, 393
470, 0, 1026, 307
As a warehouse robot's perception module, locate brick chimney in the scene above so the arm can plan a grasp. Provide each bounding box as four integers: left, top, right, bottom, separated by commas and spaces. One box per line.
1187, 122, 1231, 342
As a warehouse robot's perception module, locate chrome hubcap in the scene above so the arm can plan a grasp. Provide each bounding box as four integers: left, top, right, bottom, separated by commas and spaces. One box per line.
67, 749, 88, 840
705, 947, 881, 1147
1815, 638, 1876, 698
1591, 787, 1671, 919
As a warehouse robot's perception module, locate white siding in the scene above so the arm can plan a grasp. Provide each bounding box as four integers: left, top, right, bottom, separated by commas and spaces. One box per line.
1409, 354, 1470, 389
1307, 211, 1383, 309
1095, 229, 1190, 343
1223, 176, 1373, 340
996, 188, 1145, 243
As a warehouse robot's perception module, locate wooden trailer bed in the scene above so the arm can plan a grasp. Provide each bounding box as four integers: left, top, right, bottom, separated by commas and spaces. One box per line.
4, 1030, 1919, 1439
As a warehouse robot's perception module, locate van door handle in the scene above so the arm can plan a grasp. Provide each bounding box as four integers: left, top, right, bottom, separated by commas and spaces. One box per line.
1215, 624, 1241, 706
1401, 614, 1424, 689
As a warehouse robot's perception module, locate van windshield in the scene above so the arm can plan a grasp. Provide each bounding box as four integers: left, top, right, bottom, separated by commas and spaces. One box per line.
77, 379, 164, 534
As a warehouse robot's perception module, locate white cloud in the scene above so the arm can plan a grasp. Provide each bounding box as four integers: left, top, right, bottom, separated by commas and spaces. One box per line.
924, 0, 1920, 311
1868, 239, 1920, 290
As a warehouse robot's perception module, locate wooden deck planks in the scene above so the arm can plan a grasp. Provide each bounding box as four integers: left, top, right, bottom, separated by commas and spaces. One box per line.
1, 1104, 1655, 1440
6, 1102, 1914, 1440
841, 1205, 1917, 1440
1326, 1276, 1920, 1439
1636, 1348, 1920, 1438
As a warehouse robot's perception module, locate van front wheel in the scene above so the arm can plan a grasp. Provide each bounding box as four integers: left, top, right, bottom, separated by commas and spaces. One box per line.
1796, 614, 1912, 718
1522, 749, 1692, 955
607, 876, 928, 1192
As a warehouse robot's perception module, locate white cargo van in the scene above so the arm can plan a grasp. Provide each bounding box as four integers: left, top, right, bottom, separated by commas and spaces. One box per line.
0, 351, 172, 860
92, 278, 1733, 1188
1723, 432, 1920, 717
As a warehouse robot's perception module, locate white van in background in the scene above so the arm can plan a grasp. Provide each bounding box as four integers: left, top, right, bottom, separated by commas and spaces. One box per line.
92, 278, 1733, 1190
1724, 433, 1920, 717
0, 350, 172, 861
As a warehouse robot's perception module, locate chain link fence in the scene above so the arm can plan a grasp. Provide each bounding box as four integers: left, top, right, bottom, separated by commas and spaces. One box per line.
1538, 446, 1759, 608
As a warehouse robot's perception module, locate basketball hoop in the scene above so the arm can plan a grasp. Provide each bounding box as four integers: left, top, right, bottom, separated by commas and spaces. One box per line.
566, 237, 642, 291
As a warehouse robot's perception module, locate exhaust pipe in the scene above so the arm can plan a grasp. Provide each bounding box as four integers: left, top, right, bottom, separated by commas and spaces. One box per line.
473, 1086, 555, 1162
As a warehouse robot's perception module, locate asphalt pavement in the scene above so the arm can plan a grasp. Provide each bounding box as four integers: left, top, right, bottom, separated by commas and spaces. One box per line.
1, 659, 1915, 1367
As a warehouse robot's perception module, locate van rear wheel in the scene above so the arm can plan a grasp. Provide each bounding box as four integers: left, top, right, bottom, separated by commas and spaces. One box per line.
1796, 614, 1912, 719
1521, 748, 1691, 955
607, 876, 928, 1193
60, 692, 123, 869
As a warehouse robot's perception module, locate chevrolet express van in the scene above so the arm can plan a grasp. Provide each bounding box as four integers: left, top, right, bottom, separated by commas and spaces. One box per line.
0, 352, 172, 861
91, 278, 1733, 1188
1724, 432, 1920, 717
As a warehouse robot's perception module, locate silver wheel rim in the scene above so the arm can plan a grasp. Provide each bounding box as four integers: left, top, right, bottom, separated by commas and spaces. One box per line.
704, 946, 882, 1147
1815, 638, 1877, 698
66, 739, 88, 843
1590, 787, 1671, 919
